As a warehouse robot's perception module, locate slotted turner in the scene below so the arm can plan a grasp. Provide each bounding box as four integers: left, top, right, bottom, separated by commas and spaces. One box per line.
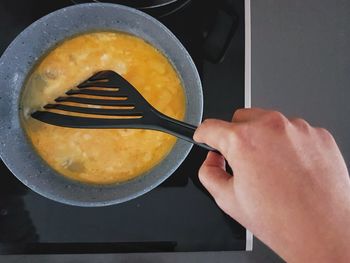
31, 70, 215, 151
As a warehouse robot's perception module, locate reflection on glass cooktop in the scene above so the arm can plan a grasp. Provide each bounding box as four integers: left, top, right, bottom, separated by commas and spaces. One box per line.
0, 0, 245, 254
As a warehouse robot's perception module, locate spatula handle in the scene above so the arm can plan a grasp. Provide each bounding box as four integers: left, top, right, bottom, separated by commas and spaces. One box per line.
156, 112, 218, 153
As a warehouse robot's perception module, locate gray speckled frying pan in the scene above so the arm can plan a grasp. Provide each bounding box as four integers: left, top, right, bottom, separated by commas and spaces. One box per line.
0, 3, 203, 206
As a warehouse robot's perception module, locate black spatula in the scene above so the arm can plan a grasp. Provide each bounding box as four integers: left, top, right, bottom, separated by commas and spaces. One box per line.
31, 70, 215, 151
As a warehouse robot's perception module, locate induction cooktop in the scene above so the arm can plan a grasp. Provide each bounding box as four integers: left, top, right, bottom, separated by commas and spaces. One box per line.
0, 0, 250, 254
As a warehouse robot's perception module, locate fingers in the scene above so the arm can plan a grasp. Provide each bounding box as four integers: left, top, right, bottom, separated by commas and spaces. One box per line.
232, 107, 267, 122
194, 119, 235, 155
198, 152, 234, 207
202, 150, 226, 169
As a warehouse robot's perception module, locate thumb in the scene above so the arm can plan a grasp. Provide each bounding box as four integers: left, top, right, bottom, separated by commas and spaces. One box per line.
199, 152, 235, 213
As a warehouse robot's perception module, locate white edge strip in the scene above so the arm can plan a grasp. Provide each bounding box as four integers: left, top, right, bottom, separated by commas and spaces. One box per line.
244, 0, 253, 252
245, 0, 252, 109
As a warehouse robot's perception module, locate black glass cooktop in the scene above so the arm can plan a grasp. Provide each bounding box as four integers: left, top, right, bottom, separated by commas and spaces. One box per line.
0, 0, 245, 254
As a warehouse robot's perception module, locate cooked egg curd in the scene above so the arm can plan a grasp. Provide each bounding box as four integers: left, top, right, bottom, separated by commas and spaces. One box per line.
21, 32, 185, 184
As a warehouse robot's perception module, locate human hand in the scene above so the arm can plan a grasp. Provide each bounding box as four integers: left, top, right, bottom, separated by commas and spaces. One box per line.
194, 108, 350, 262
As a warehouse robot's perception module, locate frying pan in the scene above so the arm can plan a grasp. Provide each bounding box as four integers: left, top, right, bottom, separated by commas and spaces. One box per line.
71, 0, 192, 18
0, 3, 203, 206
72, 0, 182, 9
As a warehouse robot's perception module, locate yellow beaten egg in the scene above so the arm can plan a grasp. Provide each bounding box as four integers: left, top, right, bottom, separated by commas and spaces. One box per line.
20, 32, 186, 185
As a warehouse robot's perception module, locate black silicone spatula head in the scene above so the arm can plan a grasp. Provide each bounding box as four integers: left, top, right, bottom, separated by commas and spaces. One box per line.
31, 70, 216, 151
32, 70, 157, 129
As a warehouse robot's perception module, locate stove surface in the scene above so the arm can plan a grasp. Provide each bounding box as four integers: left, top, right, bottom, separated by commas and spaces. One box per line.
0, 0, 246, 254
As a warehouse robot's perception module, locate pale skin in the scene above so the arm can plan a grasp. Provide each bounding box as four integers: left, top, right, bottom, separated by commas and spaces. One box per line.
194, 108, 350, 263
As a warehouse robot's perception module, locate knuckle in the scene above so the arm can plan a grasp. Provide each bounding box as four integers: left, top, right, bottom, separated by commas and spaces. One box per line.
201, 118, 213, 127
269, 111, 286, 121
232, 108, 246, 120
197, 119, 215, 135
263, 111, 289, 130
316, 128, 334, 142
291, 118, 310, 131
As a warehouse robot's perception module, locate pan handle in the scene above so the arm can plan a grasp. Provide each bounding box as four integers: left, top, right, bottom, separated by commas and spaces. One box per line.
203, 0, 239, 63
153, 110, 219, 152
